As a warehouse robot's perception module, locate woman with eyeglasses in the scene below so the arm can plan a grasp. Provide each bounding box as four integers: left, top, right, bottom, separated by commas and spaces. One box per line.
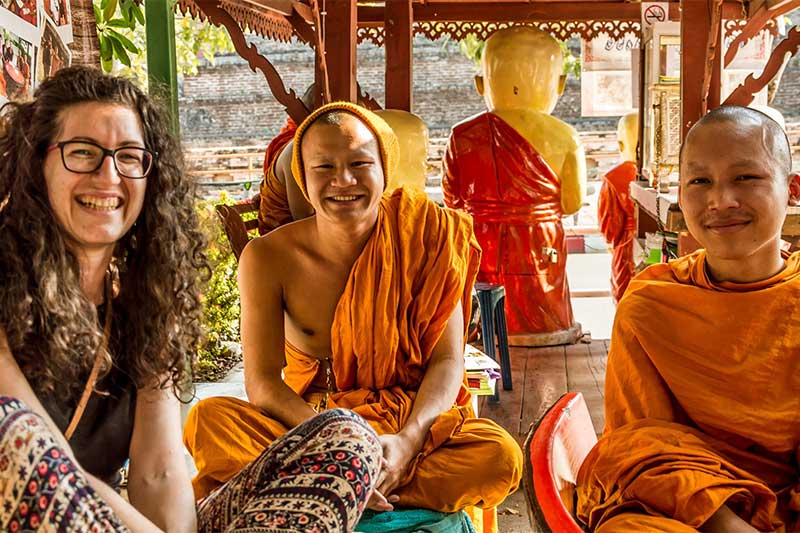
0, 67, 381, 532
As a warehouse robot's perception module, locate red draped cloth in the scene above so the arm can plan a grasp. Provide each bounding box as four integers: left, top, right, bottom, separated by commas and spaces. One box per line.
257, 118, 297, 235
598, 161, 637, 302
443, 112, 574, 336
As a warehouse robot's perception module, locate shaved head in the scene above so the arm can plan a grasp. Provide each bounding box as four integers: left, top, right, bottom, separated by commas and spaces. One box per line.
681, 105, 792, 179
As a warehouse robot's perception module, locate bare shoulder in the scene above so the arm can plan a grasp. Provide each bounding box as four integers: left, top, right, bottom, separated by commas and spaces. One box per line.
536, 113, 581, 149
239, 217, 314, 281
274, 139, 294, 184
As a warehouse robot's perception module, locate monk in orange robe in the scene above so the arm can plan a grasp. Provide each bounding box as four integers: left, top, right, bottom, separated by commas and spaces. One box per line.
185, 103, 522, 525
576, 106, 800, 532
598, 112, 639, 301
257, 117, 297, 234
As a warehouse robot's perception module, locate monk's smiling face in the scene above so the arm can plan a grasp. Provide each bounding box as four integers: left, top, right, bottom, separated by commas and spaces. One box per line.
301, 112, 385, 223
679, 113, 794, 270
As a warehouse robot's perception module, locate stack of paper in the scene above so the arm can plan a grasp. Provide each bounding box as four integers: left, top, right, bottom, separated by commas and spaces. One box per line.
464, 344, 502, 396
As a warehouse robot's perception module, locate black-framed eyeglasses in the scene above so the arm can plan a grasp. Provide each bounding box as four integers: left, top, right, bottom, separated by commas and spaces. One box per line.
47, 140, 158, 179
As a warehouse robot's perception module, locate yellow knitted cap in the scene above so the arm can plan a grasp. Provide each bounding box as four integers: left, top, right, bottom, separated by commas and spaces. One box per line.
291, 102, 400, 200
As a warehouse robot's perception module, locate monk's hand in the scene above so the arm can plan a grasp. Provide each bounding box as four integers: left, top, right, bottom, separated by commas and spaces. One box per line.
367, 458, 399, 512
376, 432, 419, 502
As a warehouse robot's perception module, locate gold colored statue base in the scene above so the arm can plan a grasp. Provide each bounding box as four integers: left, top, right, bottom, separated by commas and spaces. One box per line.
508, 322, 583, 347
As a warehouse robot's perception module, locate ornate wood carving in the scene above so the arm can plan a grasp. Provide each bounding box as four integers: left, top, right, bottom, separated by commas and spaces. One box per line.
194, 0, 309, 122
723, 25, 800, 106
724, 1, 798, 67
357, 86, 383, 111
358, 20, 640, 46
178, 0, 296, 42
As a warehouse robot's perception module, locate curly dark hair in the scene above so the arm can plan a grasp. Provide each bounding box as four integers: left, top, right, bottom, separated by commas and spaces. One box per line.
0, 66, 208, 401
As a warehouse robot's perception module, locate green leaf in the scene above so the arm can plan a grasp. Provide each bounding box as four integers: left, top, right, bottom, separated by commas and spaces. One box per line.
106, 19, 130, 28
108, 29, 139, 53
102, 0, 117, 22
131, 2, 144, 25
93, 3, 102, 22
109, 35, 131, 66
99, 34, 112, 60
100, 0, 108, 11
101, 55, 114, 73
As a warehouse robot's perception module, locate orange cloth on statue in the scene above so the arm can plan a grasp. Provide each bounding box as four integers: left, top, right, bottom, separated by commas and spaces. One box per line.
576, 250, 800, 533
184, 188, 523, 520
598, 161, 637, 301
443, 112, 574, 336
257, 118, 297, 234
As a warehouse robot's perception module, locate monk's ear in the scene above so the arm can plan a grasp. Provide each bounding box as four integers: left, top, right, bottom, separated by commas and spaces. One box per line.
788, 173, 800, 206
618, 140, 625, 154
558, 74, 567, 96
474, 75, 484, 96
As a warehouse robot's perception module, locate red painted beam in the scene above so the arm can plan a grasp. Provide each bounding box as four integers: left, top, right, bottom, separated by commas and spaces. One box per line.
385, 0, 413, 110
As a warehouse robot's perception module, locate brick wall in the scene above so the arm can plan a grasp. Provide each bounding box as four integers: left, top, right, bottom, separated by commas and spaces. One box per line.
179, 34, 800, 147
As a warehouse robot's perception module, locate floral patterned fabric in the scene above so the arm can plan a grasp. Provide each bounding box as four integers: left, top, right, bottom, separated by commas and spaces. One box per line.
0, 396, 380, 533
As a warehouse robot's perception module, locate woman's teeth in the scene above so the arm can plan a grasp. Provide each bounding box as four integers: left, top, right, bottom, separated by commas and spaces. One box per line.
77, 196, 121, 210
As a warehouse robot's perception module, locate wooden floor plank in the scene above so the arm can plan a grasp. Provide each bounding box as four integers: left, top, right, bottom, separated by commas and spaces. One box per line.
479, 346, 527, 443
519, 346, 568, 437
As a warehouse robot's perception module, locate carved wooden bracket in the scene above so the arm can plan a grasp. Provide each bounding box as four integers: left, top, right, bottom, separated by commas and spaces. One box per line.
701, 0, 724, 115
724, 0, 800, 67
194, 0, 310, 123
723, 24, 800, 106
357, 86, 382, 111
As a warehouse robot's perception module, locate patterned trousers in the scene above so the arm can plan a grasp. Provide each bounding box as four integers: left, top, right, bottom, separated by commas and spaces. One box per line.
0, 397, 381, 532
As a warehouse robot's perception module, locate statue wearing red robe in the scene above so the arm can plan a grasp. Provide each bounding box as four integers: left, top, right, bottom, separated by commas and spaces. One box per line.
443, 112, 575, 336
598, 161, 637, 302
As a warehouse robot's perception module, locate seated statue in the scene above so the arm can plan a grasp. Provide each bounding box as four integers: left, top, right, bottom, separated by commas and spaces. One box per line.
576, 105, 800, 532
443, 26, 586, 345
185, 102, 523, 527
375, 109, 430, 191
598, 111, 639, 302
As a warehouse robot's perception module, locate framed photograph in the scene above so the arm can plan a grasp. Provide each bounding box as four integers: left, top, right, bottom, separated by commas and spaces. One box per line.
0, 26, 35, 104
42, 0, 73, 44
36, 17, 70, 84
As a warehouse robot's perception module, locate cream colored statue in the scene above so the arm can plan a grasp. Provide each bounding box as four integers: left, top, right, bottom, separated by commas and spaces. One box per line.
376, 109, 430, 192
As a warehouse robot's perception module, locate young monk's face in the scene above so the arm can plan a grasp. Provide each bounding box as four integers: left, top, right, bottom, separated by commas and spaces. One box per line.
301, 114, 385, 222
679, 120, 790, 263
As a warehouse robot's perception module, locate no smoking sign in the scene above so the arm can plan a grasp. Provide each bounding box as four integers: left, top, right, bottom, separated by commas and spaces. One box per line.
641, 2, 668, 29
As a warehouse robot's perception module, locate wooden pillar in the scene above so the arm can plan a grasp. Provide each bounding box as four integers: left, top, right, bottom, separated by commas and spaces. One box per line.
384, 0, 413, 110
324, 0, 357, 102
680, 0, 722, 139
145, 0, 179, 136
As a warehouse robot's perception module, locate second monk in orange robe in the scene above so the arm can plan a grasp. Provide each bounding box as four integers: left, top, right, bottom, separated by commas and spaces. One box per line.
185, 103, 522, 525
577, 106, 800, 532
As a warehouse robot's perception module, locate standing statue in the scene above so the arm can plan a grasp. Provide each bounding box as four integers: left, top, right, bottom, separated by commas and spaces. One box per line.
598, 111, 638, 302
443, 26, 586, 345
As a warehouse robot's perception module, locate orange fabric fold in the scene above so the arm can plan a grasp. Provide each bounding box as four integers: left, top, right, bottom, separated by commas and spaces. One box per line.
576, 250, 800, 532
257, 118, 296, 234
185, 188, 523, 525
597, 161, 636, 301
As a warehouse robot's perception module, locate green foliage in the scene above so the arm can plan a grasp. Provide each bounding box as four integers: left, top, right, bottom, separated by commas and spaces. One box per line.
195, 192, 242, 382
455, 31, 581, 79
92, 0, 235, 86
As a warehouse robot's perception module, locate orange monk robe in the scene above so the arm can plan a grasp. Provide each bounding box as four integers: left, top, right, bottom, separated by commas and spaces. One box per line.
185, 188, 523, 516
443, 112, 575, 336
597, 161, 637, 302
257, 117, 296, 234
576, 250, 800, 532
